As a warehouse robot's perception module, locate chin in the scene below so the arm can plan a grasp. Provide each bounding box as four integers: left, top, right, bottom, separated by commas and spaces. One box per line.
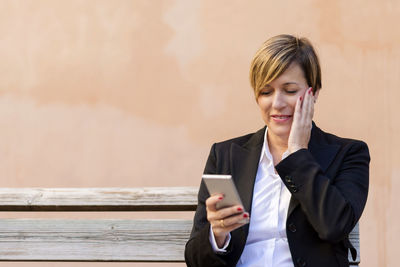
267, 125, 291, 139
275, 131, 290, 139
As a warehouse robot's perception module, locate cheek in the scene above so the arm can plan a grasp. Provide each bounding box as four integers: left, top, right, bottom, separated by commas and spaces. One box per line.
289, 99, 298, 110
288, 94, 302, 110
256, 98, 272, 112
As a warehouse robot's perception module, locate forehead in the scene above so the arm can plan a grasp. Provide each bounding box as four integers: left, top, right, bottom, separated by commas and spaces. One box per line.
268, 62, 307, 86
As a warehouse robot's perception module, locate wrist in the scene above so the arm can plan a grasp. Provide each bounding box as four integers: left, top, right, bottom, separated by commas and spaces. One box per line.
215, 234, 229, 248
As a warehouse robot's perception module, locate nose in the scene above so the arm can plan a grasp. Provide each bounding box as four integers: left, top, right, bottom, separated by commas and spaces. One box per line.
272, 91, 286, 110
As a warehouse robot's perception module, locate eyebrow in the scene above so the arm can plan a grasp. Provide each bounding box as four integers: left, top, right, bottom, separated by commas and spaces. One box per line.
282, 82, 300, 86
263, 82, 299, 88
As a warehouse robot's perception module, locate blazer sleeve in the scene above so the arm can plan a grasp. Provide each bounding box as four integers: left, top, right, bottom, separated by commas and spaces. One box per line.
184, 144, 235, 267
275, 140, 370, 243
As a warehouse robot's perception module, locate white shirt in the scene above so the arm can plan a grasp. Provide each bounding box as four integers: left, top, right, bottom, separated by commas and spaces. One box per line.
209, 128, 294, 267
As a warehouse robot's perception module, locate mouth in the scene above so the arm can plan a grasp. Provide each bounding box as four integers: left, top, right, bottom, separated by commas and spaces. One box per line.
271, 115, 292, 122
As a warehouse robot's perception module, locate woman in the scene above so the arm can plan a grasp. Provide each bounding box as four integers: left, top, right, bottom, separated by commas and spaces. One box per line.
184, 34, 369, 267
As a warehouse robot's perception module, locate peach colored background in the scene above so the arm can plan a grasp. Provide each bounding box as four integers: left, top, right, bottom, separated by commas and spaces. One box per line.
0, 0, 399, 266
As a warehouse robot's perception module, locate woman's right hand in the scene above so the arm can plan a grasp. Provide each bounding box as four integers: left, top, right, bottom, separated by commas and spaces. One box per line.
206, 194, 249, 248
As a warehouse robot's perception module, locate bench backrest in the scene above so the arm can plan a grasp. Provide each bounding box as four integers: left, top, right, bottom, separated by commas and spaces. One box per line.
0, 187, 360, 264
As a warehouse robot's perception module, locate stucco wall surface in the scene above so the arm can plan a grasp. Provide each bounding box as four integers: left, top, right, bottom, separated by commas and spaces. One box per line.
0, 1, 399, 266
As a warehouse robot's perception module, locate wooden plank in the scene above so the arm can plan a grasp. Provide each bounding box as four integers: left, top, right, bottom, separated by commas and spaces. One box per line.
349, 223, 360, 265
0, 218, 359, 264
0, 219, 192, 262
0, 187, 360, 264
0, 187, 198, 211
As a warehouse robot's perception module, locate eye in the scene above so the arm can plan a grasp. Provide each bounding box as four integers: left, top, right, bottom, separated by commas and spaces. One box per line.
259, 90, 272, 96
283, 86, 299, 94
282, 83, 301, 94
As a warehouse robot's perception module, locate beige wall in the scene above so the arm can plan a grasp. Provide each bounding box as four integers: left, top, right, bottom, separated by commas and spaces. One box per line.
0, 0, 399, 266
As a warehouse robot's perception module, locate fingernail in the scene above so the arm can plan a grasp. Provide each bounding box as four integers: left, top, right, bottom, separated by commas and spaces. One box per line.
243, 213, 249, 218
218, 196, 223, 200
237, 207, 243, 212
300, 96, 303, 101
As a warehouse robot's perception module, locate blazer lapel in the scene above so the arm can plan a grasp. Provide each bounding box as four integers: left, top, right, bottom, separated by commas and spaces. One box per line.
287, 122, 341, 216
228, 127, 264, 252
308, 122, 341, 173
230, 127, 265, 214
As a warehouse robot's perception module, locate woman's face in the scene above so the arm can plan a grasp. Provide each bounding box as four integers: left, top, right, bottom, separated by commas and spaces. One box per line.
257, 62, 316, 141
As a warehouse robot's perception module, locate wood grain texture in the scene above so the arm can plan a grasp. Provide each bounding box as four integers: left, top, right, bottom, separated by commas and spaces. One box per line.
0, 187, 360, 264
0, 219, 360, 263
0, 219, 192, 261
0, 187, 198, 211
349, 223, 360, 264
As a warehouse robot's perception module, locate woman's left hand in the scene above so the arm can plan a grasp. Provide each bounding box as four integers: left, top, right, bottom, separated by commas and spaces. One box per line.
288, 87, 315, 154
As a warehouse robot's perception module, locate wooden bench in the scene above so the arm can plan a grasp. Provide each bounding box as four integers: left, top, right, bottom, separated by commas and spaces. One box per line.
0, 187, 360, 264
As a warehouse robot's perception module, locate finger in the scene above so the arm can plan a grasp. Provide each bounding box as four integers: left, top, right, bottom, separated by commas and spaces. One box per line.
208, 204, 243, 224
310, 88, 315, 119
211, 213, 250, 236
300, 87, 308, 109
215, 205, 244, 220
205, 194, 224, 212
311, 100, 315, 119
220, 212, 250, 228
301, 87, 313, 123
293, 94, 302, 122
305, 87, 315, 121
215, 222, 246, 236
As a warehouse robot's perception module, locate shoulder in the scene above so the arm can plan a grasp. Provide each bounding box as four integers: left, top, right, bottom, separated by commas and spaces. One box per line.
312, 124, 369, 156
212, 127, 265, 152
214, 133, 254, 148
202, 127, 265, 177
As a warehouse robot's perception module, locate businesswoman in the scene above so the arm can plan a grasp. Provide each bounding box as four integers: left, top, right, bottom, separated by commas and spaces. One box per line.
184, 34, 370, 267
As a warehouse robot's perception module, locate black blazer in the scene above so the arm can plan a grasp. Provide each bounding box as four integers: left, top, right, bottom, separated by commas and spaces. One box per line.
185, 123, 370, 267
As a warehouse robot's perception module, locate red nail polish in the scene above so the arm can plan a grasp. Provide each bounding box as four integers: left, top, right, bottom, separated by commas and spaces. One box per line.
237, 207, 243, 212
243, 213, 248, 218
300, 96, 303, 101
308, 90, 312, 95
218, 196, 223, 200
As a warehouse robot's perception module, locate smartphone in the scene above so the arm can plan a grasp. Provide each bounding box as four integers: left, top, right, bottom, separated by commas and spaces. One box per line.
202, 174, 247, 210
202, 174, 249, 224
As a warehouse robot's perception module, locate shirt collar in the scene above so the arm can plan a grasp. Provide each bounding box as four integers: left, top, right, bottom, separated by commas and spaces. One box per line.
259, 127, 290, 164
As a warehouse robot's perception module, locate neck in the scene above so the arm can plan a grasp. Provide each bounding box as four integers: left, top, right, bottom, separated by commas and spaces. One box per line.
267, 132, 288, 164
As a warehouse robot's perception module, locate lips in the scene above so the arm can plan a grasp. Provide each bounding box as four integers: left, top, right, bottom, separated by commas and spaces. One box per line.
271, 115, 292, 122
271, 115, 292, 118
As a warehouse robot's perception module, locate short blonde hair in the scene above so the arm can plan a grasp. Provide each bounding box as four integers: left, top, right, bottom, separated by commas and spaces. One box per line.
249, 34, 321, 98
